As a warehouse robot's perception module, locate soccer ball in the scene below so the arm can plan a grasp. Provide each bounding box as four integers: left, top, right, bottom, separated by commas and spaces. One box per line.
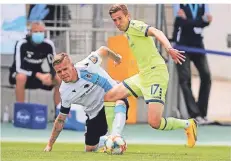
104, 135, 127, 155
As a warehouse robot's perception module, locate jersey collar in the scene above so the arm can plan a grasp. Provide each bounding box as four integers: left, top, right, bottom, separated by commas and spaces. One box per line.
75, 67, 81, 79
124, 20, 130, 32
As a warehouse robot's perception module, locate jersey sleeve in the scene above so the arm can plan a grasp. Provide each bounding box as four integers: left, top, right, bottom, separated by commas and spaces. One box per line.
60, 99, 71, 115
60, 104, 71, 115
126, 20, 151, 37
61, 98, 71, 109
81, 51, 103, 67
59, 87, 71, 115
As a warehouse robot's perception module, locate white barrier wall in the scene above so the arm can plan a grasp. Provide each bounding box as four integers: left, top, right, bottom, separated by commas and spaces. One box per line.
0, 4, 27, 54
203, 4, 231, 80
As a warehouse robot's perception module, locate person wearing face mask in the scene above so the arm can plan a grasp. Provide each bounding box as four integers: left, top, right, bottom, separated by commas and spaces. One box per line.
172, 4, 212, 124
9, 21, 61, 119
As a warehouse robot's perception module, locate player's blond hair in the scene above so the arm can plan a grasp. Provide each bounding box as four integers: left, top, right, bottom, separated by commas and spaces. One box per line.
52, 52, 71, 67
109, 4, 129, 16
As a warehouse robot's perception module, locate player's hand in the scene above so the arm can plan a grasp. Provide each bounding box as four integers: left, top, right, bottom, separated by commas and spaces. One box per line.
44, 144, 52, 152
167, 48, 185, 65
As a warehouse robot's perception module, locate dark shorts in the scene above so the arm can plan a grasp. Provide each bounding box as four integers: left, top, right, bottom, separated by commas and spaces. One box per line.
9, 68, 54, 91
24, 76, 54, 91
85, 107, 108, 146
85, 99, 129, 146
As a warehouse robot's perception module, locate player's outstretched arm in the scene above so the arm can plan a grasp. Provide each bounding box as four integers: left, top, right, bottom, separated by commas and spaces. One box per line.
44, 113, 67, 152
96, 46, 122, 65
147, 27, 186, 64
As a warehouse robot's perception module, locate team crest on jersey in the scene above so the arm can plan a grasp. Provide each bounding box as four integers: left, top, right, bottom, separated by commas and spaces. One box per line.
86, 73, 92, 79
89, 55, 98, 64
26, 51, 34, 58
131, 22, 135, 26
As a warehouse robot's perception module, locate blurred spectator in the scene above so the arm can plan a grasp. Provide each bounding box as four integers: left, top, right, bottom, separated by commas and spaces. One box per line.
172, 4, 212, 124
28, 4, 71, 38
9, 21, 61, 119
28, 5, 71, 53
228, 34, 231, 48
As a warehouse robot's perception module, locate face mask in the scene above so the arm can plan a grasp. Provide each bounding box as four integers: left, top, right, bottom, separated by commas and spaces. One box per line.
31, 32, 45, 44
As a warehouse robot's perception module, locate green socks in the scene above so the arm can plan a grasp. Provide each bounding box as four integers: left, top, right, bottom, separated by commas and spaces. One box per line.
158, 117, 189, 130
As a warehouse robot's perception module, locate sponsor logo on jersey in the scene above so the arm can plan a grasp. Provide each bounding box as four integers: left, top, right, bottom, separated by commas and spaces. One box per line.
80, 84, 95, 98
24, 57, 43, 64
26, 51, 34, 58
84, 84, 90, 88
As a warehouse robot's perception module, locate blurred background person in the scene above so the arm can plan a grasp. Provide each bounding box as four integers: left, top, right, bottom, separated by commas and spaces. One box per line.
9, 21, 61, 119
172, 4, 212, 124
28, 4, 71, 53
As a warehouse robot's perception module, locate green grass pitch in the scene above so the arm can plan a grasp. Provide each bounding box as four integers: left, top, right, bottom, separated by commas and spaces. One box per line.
1, 142, 231, 161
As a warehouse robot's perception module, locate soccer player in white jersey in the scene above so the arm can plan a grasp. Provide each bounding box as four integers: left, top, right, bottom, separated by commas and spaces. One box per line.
44, 46, 129, 152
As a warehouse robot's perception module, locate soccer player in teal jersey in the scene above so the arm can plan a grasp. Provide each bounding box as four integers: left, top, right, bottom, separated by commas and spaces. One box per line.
104, 4, 197, 148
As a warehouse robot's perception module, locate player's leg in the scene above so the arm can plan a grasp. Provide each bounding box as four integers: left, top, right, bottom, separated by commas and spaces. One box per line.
147, 102, 190, 129
15, 73, 28, 102
144, 72, 189, 130
142, 65, 197, 148
85, 135, 108, 152
111, 98, 129, 136
104, 83, 129, 102
85, 107, 108, 152
147, 102, 197, 148
105, 75, 139, 135
104, 74, 142, 102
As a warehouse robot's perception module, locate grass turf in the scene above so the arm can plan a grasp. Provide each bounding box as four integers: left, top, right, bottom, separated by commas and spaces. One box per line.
1, 142, 231, 161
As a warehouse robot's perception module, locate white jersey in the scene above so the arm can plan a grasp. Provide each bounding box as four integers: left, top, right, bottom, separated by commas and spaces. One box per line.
59, 52, 117, 119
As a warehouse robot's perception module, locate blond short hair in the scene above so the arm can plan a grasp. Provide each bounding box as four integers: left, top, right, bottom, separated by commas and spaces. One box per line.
52, 52, 70, 67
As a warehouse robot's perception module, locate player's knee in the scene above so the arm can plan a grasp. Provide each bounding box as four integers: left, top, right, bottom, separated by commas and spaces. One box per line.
85, 145, 98, 152
104, 93, 113, 102
114, 104, 126, 114
16, 73, 27, 85
148, 117, 161, 129
116, 98, 129, 107
115, 100, 124, 105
